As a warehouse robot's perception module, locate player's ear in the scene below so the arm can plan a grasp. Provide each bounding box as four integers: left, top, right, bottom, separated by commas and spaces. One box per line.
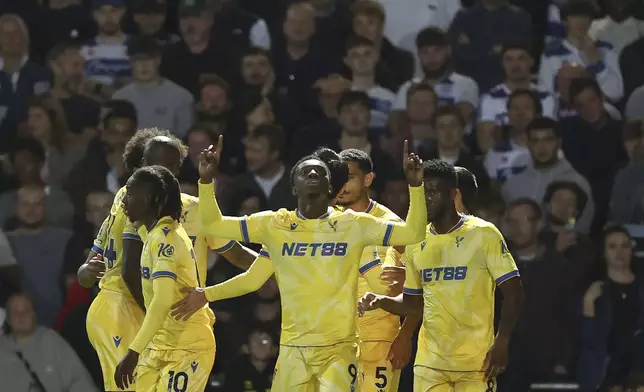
450, 188, 459, 201
364, 172, 374, 188
291, 186, 297, 196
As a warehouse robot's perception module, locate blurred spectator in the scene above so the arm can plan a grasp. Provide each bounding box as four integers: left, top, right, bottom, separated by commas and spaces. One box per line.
0, 138, 74, 229
308, 0, 352, 55
0, 293, 96, 392
541, 180, 597, 294
448, 0, 532, 91
344, 35, 395, 130
588, 0, 644, 56
81, 0, 129, 88
161, 0, 236, 97
113, 36, 194, 138
500, 198, 575, 392
472, 189, 506, 228
379, 173, 409, 218
47, 41, 101, 146
421, 104, 490, 190
25, 96, 85, 188
349, 1, 414, 91
239, 47, 275, 97
620, 29, 644, 104
6, 186, 81, 327
539, 0, 624, 103
213, 0, 271, 51
376, 0, 461, 75
229, 189, 268, 218
393, 28, 479, 125
577, 225, 644, 392
625, 85, 644, 120
223, 327, 277, 392
196, 75, 232, 134
483, 89, 540, 182
609, 121, 644, 224
559, 77, 627, 233
131, 0, 180, 46
179, 123, 219, 185
231, 124, 295, 211
556, 62, 622, 120
75, 190, 112, 253
33, 0, 95, 60
0, 13, 51, 153
502, 117, 595, 234
0, 228, 19, 308
272, 2, 339, 129
478, 43, 556, 153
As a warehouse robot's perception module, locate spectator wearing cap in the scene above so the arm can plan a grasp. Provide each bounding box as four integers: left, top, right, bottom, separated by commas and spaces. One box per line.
131, 0, 180, 47
448, 0, 532, 92
392, 28, 479, 129
81, 0, 130, 88
558, 77, 627, 233
213, 0, 271, 51
588, 0, 644, 56
502, 117, 595, 234
112, 36, 194, 138
31, 0, 95, 59
478, 44, 556, 153
161, 0, 237, 98
539, 0, 624, 102
350, 0, 414, 91
609, 121, 644, 224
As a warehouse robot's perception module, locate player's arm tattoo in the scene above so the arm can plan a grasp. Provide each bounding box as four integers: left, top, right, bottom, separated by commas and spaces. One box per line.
496, 277, 522, 341
122, 239, 146, 311
218, 243, 258, 270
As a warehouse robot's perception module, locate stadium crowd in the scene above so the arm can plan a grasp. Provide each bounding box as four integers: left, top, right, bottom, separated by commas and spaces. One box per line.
0, 0, 642, 390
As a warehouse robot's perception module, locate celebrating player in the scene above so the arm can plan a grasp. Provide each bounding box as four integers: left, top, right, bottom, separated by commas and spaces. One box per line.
172, 137, 427, 391
359, 160, 523, 392
114, 165, 215, 391
336, 148, 405, 392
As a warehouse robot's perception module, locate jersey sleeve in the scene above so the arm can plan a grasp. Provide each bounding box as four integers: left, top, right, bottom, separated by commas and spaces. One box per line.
91, 216, 109, 255
149, 232, 181, 281
203, 250, 274, 302
383, 246, 403, 267
402, 246, 422, 295
122, 219, 142, 242
198, 181, 272, 244
359, 246, 389, 295
358, 185, 427, 246
206, 235, 236, 253
484, 227, 520, 285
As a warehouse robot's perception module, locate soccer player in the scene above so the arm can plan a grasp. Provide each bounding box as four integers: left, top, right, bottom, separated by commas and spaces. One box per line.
77, 129, 256, 392
359, 160, 523, 392
172, 138, 427, 391
114, 165, 215, 391
337, 148, 404, 392
454, 166, 478, 215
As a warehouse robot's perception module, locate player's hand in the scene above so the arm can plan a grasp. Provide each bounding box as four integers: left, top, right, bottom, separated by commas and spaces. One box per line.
402, 140, 423, 187
482, 336, 509, 379
358, 292, 383, 316
198, 135, 223, 183
171, 287, 208, 321
387, 332, 412, 369
78, 255, 106, 285
114, 349, 139, 390
380, 266, 405, 296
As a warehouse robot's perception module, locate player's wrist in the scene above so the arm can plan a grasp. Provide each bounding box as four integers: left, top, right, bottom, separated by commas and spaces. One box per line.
408, 182, 423, 189
198, 177, 214, 185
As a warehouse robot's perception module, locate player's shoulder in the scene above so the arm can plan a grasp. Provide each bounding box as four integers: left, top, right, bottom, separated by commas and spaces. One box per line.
181, 192, 199, 207
465, 215, 503, 237
369, 201, 402, 222
111, 186, 127, 215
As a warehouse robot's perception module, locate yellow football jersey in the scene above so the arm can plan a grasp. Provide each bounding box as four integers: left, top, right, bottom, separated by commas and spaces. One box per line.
125, 193, 235, 286
198, 181, 427, 347
92, 186, 133, 294
138, 217, 215, 351
403, 215, 519, 371
357, 200, 403, 342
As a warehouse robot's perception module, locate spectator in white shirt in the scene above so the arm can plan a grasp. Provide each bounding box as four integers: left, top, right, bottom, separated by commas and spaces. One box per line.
588, 0, 644, 56
539, 0, 623, 102
393, 28, 479, 125
344, 36, 395, 131
478, 43, 556, 152
545, 1, 566, 44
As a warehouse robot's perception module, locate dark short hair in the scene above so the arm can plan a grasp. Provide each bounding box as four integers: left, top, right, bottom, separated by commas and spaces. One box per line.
472, 189, 505, 216
242, 46, 271, 62
337, 90, 370, 112
569, 77, 602, 102
501, 42, 533, 58
415, 27, 448, 49
560, 0, 596, 20
345, 35, 374, 55
248, 124, 286, 156
10, 137, 46, 164
199, 74, 230, 95
312, 147, 349, 198
526, 116, 559, 138
350, 0, 385, 23
623, 120, 644, 141
455, 166, 478, 212
339, 148, 373, 174
543, 181, 588, 217
432, 104, 466, 128
127, 35, 161, 57
47, 41, 81, 64
422, 159, 457, 188
406, 83, 437, 102
103, 99, 137, 128
507, 89, 543, 115
185, 122, 219, 144
507, 197, 543, 220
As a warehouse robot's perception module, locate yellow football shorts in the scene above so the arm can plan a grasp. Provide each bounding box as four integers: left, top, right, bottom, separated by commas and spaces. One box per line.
413, 366, 496, 392
357, 341, 401, 392
272, 341, 358, 391
86, 290, 144, 391
136, 339, 216, 392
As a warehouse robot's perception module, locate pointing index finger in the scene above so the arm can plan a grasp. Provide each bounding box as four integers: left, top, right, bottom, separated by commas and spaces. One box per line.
403, 140, 409, 161
215, 134, 223, 157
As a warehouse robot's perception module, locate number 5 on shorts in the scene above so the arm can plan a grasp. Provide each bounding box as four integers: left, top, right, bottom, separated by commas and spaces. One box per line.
375, 366, 388, 389
168, 371, 189, 392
